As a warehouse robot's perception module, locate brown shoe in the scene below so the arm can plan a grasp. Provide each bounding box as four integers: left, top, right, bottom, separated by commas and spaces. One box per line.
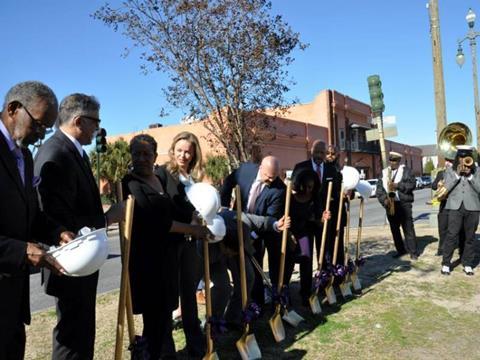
196, 290, 206, 305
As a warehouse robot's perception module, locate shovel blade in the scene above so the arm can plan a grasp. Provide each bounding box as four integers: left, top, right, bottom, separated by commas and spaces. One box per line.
325, 285, 337, 305
339, 282, 353, 299
351, 272, 362, 291
269, 311, 286, 342
236, 333, 262, 360
309, 294, 322, 314
203, 351, 219, 360
282, 310, 304, 327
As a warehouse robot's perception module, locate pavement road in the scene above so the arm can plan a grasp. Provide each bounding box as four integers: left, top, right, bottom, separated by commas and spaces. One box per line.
30, 188, 434, 313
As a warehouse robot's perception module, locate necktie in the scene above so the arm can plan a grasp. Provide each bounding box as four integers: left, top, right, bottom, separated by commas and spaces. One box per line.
247, 180, 263, 213
316, 163, 322, 184
12, 147, 25, 185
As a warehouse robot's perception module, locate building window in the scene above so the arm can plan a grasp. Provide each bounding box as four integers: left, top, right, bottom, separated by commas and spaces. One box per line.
339, 129, 345, 150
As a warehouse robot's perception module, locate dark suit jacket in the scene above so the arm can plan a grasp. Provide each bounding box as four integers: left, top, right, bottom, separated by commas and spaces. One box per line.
0, 133, 62, 328
292, 159, 342, 219
34, 130, 105, 297
376, 165, 416, 206
122, 174, 178, 313
220, 162, 286, 222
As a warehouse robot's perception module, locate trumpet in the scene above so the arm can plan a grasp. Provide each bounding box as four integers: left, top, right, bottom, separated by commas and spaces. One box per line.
457, 156, 475, 176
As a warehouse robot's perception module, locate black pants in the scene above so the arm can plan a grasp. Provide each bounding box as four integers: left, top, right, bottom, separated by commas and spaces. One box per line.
178, 240, 204, 357
442, 204, 479, 267
387, 201, 417, 256
142, 304, 175, 359
52, 282, 97, 360
284, 233, 314, 302
438, 207, 465, 256
251, 234, 284, 307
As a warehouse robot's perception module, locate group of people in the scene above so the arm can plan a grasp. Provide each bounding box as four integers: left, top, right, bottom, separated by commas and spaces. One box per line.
2, 79, 474, 360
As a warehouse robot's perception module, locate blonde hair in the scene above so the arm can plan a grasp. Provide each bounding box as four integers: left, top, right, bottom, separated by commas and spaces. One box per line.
166, 131, 204, 181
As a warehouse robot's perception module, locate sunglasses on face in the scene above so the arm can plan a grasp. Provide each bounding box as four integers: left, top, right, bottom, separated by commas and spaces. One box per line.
18, 102, 51, 133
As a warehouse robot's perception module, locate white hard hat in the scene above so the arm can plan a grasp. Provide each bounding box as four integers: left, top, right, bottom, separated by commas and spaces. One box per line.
185, 182, 221, 224
48, 228, 109, 277
355, 180, 373, 200
341, 165, 360, 191
207, 215, 226, 243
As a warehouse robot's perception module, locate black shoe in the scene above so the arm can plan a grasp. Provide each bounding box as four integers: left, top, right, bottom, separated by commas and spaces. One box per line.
410, 254, 418, 260
392, 251, 406, 258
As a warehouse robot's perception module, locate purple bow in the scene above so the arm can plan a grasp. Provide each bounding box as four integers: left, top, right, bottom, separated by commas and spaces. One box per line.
333, 264, 347, 278
242, 302, 261, 324
207, 316, 227, 340
313, 270, 331, 290
355, 257, 366, 267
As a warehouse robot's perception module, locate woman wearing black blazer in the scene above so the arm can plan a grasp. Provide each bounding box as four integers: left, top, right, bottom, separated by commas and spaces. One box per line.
123, 134, 209, 359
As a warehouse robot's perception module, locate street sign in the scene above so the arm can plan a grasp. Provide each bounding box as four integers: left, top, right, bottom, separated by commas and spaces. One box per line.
366, 126, 398, 142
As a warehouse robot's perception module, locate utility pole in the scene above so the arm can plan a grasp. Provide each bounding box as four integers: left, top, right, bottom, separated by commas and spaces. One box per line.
427, 0, 447, 165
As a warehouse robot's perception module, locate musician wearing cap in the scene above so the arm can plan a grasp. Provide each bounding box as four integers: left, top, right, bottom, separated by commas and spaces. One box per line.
376, 151, 418, 260
440, 145, 480, 276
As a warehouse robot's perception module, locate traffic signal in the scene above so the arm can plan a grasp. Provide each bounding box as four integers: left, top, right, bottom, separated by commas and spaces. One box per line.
95, 128, 107, 153
367, 75, 385, 115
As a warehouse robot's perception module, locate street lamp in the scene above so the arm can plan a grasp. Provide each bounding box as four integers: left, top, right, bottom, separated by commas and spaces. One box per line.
456, 8, 480, 149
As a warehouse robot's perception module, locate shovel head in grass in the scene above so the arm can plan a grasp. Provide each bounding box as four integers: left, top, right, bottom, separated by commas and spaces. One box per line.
339, 281, 353, 298
324, 285, 337, 305
351, 271, 362, 291
269, 306, 286, 342
282, 309, 304, 327
236, 332, 261, 360
309, 293, 322, 314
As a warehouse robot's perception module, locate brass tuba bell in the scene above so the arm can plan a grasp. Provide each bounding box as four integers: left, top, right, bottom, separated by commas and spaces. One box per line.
438, 122, 472, 160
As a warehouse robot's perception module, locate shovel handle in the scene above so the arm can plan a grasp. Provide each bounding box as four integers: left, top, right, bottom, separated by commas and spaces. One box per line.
277, 180, 293, 290
332, 184, 345, 266
235, 185, 248, 311
343, 197, 351, 267
202, 225, 215, 355
317, 181, 333, 272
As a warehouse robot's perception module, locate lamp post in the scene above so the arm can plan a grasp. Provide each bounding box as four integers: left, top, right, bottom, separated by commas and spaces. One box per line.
456, 8, 480, 149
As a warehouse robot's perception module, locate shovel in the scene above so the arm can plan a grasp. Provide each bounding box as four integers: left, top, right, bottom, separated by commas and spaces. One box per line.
309, 181, 333, 314
202, 220, 219, 360
114, 194, 135, 360
269, 180, 291, 342
234, 185, 261, 360
338, 197, 353, 299
351, 197, 364, 292
324, 183, 348, 305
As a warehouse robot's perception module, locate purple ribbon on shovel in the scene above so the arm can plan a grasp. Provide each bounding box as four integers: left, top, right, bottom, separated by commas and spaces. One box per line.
313, 270, 331, 290
271, 286, 289, 307
242, 302, 261, 324
333, 264, 347, 279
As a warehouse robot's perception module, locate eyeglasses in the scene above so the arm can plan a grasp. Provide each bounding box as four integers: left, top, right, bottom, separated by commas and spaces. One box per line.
81, 115, 101, 127
19, 102, 51, 133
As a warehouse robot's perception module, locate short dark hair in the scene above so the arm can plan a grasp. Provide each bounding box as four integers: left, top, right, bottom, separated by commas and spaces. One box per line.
130, 134, 157, 154
293, 168, 319, 195
57, 93, 100, 126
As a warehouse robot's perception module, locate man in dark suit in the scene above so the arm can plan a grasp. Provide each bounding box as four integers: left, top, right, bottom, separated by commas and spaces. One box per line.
0, 81, 73, 359
220, 156, 286, 307
291, 140, 340, 303
34, 94, 123, 359
376, 151, 418, 260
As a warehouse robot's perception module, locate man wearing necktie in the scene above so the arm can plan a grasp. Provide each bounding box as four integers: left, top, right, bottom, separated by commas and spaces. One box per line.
0, 81, 74, 359
34, 94, 123, 360
220, 156, 286, 309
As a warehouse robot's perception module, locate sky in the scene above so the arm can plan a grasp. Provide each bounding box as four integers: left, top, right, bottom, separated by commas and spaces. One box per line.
1, 0, 479, 147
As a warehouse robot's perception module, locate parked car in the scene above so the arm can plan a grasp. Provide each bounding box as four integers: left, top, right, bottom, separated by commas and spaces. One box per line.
421, 175, 432, 188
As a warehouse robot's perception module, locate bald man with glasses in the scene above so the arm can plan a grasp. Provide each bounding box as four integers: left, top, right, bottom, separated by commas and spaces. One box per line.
34, 93, 123, 360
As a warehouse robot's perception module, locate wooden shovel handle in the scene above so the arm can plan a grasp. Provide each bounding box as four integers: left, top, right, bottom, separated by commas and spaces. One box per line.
332, 185, 345, 266
343, 197, 351, 267
277, 180, 293, 291
114, 194, 135, 360
317, 181, 333, 271
203, 223, 215, 355
236, 185, 248, 311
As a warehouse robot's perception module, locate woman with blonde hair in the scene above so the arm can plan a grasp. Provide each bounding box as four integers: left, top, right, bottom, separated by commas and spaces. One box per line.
155, 131, 206, 358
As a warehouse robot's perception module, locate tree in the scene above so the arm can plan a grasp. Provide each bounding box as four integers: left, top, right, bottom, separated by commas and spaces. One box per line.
93, 0, 306, 168
204, 154, 229, 187
423, 157, 435, 175
89, 139, 131, 202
